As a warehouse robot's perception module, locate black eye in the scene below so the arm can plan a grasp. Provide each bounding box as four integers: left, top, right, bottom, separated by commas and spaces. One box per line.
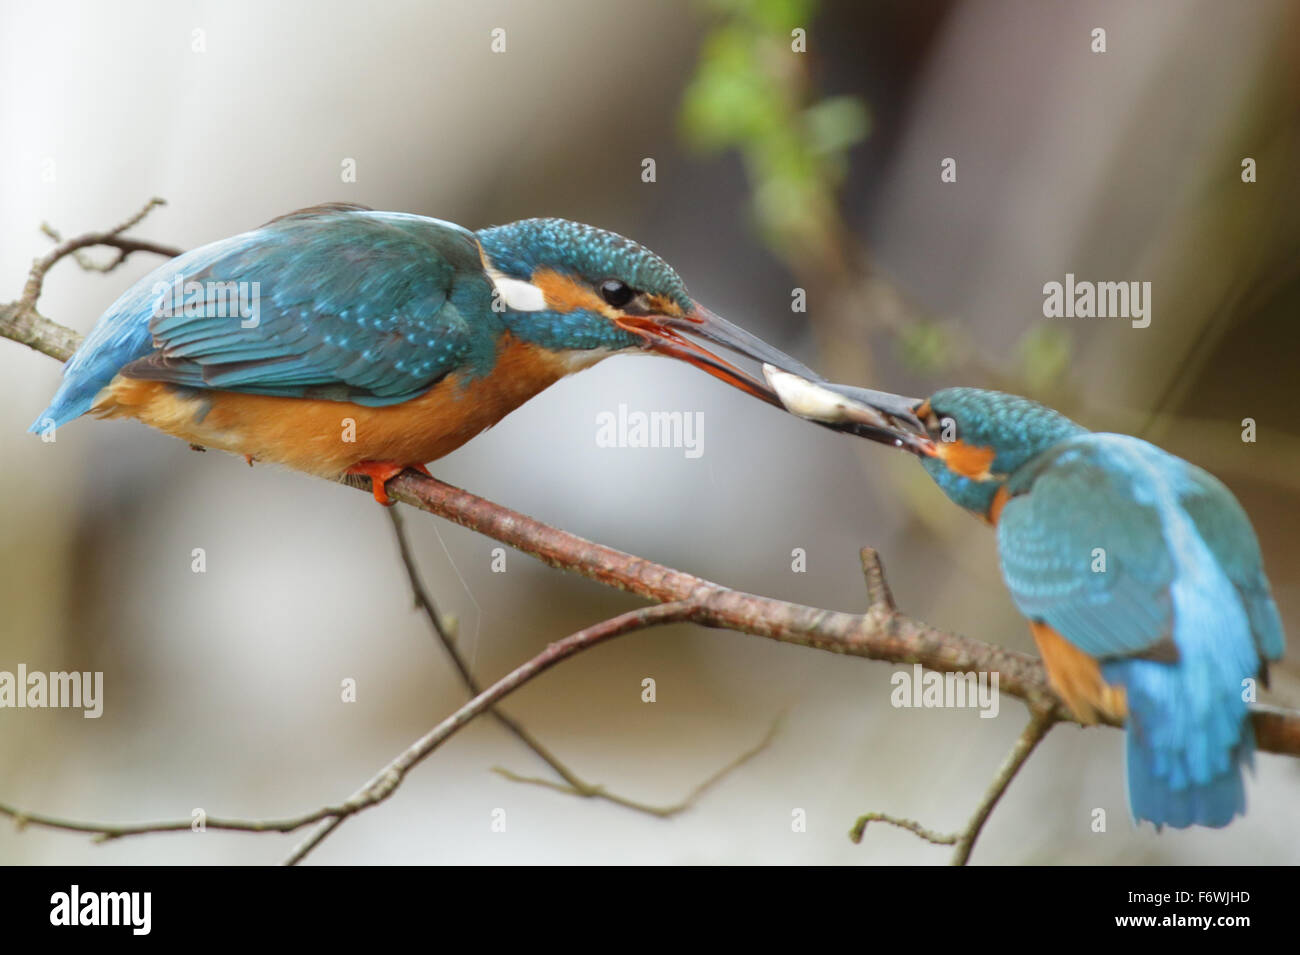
599, 279, 635, 308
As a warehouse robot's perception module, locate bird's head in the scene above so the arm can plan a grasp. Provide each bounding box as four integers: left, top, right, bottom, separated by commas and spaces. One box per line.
762, 370, 1087, 518
476, 218, 817, 403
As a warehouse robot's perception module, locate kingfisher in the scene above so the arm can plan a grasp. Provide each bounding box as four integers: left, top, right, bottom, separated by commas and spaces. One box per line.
763, 365, 1285, 829
30, 203, 815, 503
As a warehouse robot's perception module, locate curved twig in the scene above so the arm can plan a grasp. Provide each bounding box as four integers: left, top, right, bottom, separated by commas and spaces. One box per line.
0, 601, 702, 856
950, 708, 1055, 865
850, 812, 957, 847
2, 202, 1297, 866
492, 713, 785, 817
850, 707, 1056, 865
282, 601, 702, 865
386, 507, 778, 817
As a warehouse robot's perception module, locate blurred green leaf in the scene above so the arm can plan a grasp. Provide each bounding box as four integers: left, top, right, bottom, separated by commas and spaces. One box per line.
680, 28, 776, 150
894, 322, 952, 374
681, 0, 868, 263
1017, 325, 1073, 393
703, 0, 818, 28
804, 96, 871, 159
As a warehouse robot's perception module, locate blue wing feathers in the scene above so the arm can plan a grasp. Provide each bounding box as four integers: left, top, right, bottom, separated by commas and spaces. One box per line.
1177, 467, 1286, 664
29, 232, 263, 430
29, 209, 494, 431
999, 433, 1280, 828
999, 445, 1175, 660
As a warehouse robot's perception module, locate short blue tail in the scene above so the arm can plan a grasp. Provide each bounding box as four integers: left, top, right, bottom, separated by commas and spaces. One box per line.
28, 347, 138, 433
29, 290, 161, 433
27, 233, 262, 434
1124, 726, 1251, 829
1106, 656, 1253, 829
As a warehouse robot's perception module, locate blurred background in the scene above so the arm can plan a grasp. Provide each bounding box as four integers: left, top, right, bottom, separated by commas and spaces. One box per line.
2, 0, 1297, 864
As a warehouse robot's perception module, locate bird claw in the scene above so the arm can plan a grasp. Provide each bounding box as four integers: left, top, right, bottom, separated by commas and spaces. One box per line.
345, 461, 431, 505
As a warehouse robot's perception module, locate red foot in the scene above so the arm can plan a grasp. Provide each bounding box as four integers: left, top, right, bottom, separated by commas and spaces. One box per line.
345, 461, 431, 505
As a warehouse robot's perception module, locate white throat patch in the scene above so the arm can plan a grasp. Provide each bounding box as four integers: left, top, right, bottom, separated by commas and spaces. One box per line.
485, 265, 547, 312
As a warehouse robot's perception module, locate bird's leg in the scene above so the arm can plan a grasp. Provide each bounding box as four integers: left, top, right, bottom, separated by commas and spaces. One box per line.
345, 461, 431, 505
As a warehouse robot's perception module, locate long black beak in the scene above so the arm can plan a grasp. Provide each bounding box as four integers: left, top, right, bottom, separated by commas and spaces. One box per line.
761, 365, 936, 457
616, 304, 823, 408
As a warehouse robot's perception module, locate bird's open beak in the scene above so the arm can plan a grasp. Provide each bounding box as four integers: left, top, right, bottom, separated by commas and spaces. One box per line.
615, 304, 822, 407
761, 365, 937, 457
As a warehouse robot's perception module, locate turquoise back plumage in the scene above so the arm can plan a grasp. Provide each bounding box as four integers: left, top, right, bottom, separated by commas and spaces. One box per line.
30, 208, 653, 432
921, 389, 1284, 828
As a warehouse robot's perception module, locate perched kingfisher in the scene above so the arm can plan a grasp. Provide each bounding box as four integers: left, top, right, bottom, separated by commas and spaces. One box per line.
31, 203, 815, 502
763, 366, 1285, 829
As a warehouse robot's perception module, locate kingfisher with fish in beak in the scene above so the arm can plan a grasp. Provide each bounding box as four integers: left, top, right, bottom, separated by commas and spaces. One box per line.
762, 364, 1285, 831
31, 203, 817, 503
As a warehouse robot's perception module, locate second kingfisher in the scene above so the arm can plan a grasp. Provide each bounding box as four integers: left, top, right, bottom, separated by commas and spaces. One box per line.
763, 365, 1285, 831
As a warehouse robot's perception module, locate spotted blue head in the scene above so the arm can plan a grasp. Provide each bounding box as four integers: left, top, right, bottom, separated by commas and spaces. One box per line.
914, 388, 1088, 515
477, 218, 820, 403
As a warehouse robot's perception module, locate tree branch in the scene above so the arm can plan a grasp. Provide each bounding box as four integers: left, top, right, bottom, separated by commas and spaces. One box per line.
0, 601, 701, 857
385, 506, 779, 817
377, 474, 1300, 757
3, 202, 1297, 867
492, 714, 784, 816
848, 707, 1055, 865
281, 601, 702, 865
849, 812, 957, 848
2, 196, 179, 363
951, 708, 1055, 864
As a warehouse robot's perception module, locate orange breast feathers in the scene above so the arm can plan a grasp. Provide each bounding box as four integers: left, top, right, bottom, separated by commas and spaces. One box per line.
91, 333, 594, 478
1029, 621, 1127, 724
987, 484, 1011, 525
934, 438, 997, 481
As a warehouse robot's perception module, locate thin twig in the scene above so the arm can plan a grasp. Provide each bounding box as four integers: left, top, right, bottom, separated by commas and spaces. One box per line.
379, 471, 1300, 756
20, 198, 178, 310
282, 601, 702, 865
849, 812, 957, 847
0, 802, 337, 841
859, 547, 896, 612
0, 198, 179, 364
0, 601, 701, 855
848, 707, 1056, 864
3, 205, 1298, 865
41, 222, 182, 275
387, 507, 776, 817
2, 203, 1297, 759
949, 708, 1056, 865
387, 508, 465, 662
492, 712, 785, 817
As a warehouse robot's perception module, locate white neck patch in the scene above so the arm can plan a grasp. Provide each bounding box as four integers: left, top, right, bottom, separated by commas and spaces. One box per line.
485, 265, 548, 312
